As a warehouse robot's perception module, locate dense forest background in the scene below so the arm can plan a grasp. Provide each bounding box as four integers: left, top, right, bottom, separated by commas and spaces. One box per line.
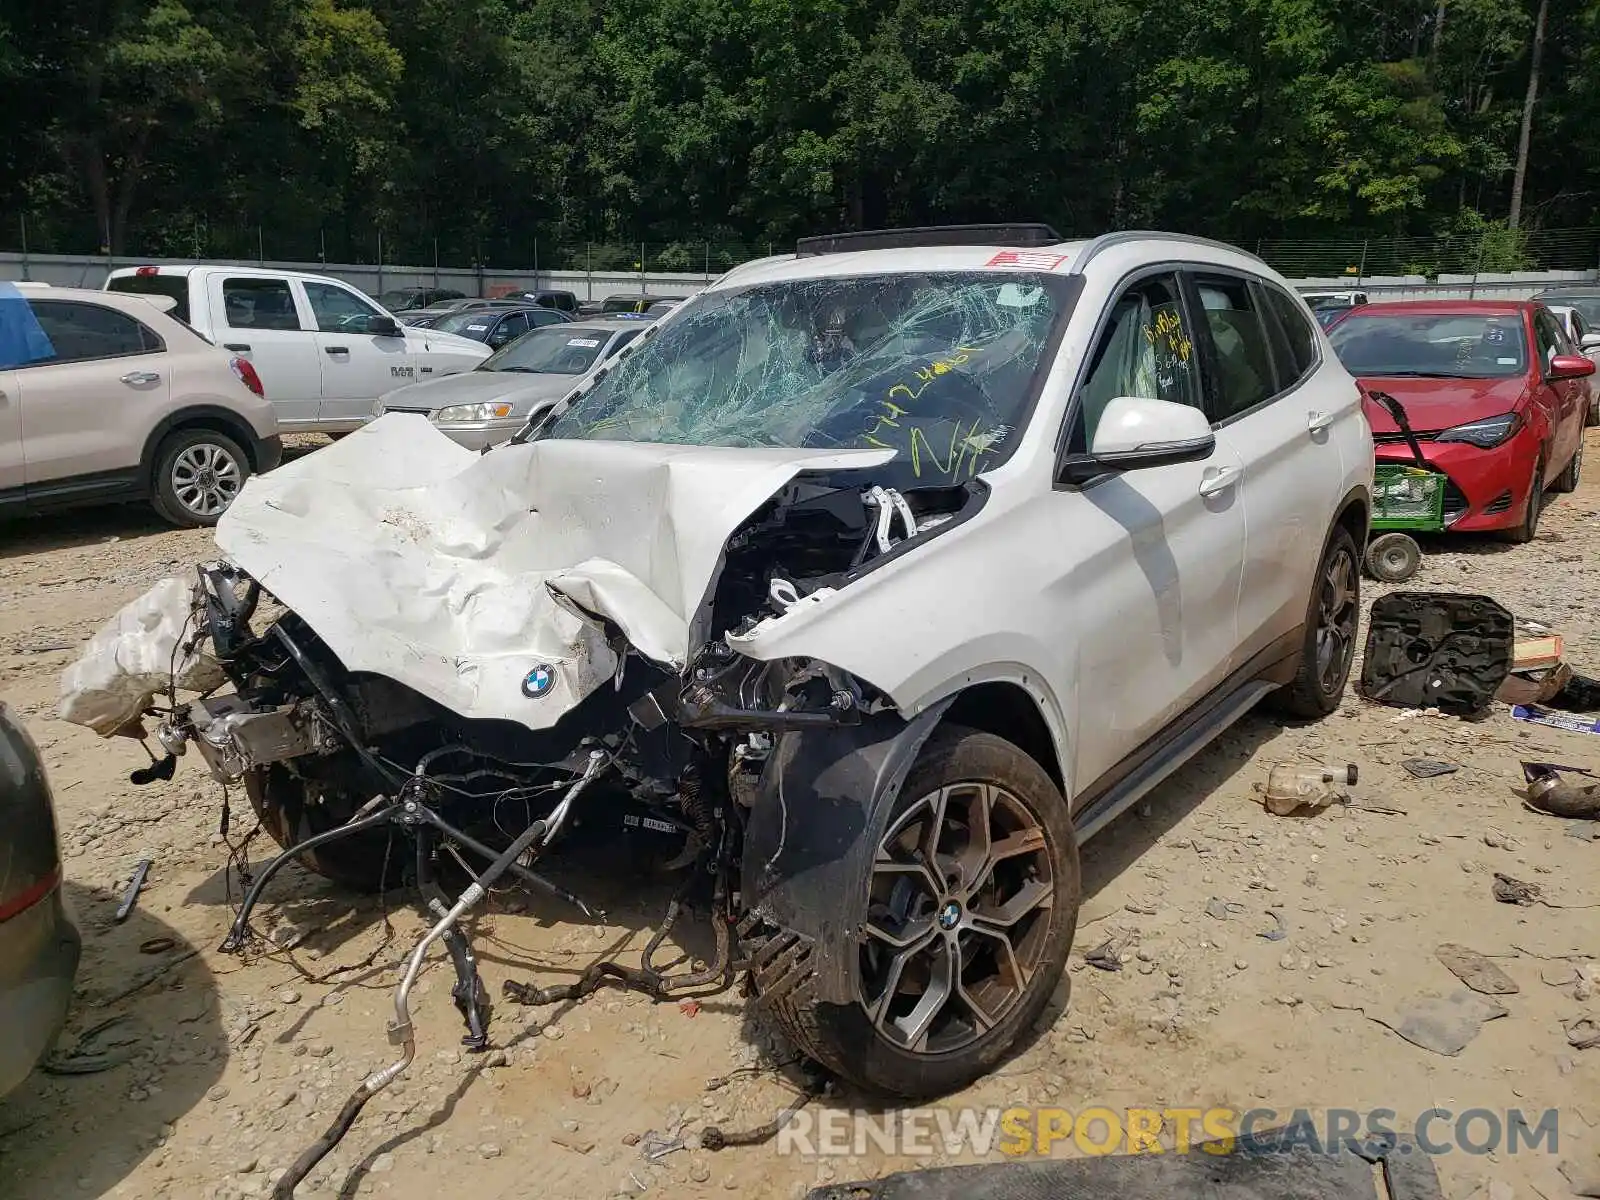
2, 0, 1598, 271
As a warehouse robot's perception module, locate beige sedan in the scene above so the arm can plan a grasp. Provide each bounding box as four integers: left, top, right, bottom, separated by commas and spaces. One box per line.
1, 283, 281, 525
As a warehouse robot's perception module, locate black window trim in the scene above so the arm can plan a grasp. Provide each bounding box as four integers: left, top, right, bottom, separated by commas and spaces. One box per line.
1184, 266, 1323, 431
1053, 260, 1208, 489
21, 298, 167, 367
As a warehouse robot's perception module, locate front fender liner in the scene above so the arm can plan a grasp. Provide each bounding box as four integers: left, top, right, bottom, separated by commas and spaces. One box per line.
739, 696, 953, 1005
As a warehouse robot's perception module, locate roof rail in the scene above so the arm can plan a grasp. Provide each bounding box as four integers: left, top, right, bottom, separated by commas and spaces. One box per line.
795, 223, 1063, 258
1066, 230, 1265, 275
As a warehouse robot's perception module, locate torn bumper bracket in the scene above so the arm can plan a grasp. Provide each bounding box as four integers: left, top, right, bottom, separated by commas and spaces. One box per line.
738, 697, 952, 1007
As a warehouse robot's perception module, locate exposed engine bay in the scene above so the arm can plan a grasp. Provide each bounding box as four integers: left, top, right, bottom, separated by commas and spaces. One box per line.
58, 418, 983, 1194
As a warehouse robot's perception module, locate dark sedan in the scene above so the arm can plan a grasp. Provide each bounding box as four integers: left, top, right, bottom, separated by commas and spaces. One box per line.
424, 305, 572, 347
1, 701, 81, 1098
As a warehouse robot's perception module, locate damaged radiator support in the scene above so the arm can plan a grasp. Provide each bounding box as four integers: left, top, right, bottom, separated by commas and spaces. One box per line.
271, 752, 607, 1198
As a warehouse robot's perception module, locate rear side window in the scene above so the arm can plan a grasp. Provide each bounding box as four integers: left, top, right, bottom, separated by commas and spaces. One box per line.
107, 273, 190, 323
1193, 275, 1277, 422
26, 300, 161, 364
1261, 285, 1319, 386
603, 329, 642, 359
223, 278, 301, 331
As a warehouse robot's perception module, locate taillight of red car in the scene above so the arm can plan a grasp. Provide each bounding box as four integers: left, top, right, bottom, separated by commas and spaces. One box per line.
230, 356, 265, 397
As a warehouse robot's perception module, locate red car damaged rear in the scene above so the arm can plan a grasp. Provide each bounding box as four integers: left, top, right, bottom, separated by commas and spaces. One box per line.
1327, 300, 1592, 540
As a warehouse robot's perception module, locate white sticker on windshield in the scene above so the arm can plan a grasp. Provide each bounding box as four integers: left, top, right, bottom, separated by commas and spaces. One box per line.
567, 338, 601, 348
1498, 356, 1518, 365
467, 324, 488, 331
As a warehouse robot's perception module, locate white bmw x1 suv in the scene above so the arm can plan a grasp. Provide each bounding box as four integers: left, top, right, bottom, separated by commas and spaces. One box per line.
67, 225, 1372, 1106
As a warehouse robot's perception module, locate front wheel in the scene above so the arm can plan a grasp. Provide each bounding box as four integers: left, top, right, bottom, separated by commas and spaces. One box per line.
1503, 458, 1544, 543
1551, 436, 1583, 494
244, 766, 397, 893
1275, 524, 1360, 718
767, 727, 1080, 1100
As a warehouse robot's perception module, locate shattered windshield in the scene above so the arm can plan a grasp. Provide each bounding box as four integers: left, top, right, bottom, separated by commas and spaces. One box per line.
540, 273, 1065, 481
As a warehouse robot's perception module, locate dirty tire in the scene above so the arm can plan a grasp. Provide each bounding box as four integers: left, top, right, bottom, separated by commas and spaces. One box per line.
1275, 523, 1360, 718
1503, 458, 1544, 543
151, 428, 251, 527
1363, 532, 1421, 583
1551, 437, 1582, 494
244, 766, 397, 893
767, 726, 1079, 1100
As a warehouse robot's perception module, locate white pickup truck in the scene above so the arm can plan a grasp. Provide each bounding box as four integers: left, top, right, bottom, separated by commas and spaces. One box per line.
105, 265, 491, 434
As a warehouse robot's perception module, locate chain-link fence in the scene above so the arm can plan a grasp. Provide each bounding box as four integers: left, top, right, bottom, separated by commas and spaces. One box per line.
8, 211, 1600, 281
1256, 226, 1600, 279
2, 213, 773, 276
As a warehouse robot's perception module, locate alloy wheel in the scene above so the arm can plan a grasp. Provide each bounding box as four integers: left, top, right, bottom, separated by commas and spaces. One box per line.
858, 782, 1055, 1055
1314, 543, 1359, 693
171, 443, 244, 518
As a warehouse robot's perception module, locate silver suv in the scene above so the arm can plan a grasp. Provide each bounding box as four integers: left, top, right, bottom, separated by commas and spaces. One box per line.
1, 283, 280, 526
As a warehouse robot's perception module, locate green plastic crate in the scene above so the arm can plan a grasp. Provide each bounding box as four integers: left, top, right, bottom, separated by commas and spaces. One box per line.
1371, 463, 1446, 531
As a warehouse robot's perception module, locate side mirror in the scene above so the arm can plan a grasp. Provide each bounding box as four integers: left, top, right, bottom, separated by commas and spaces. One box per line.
366, 315, 403, 337
1548, 353, 1596, 381
1059, 396, 1216, 485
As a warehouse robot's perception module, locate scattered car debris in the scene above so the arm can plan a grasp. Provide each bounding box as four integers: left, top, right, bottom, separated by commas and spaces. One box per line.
1258, 911, 1289, 942
1565, 1018, 1600, 1050
137, 936, 176, 955
114, 857, 153, 922
1365, 990, 1509, 1056
1084, 935, 1132, 971
1262, 763, 1358, 815
1434, 943, 1519, 995
1493, 873, 1543, 905
1492, 871, 1599, 910
40, 1014, 144, 1076
1521, 762, 1600, 819
1548, 671, 1600, 713
1205, 898, 1245, 921
1402, 759, 1459, 779
1359, 594, 1513, 715
1511, 705, 1600, 735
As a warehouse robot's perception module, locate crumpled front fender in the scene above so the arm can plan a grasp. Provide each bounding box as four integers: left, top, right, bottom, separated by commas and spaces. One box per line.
740, 696, 954, 1005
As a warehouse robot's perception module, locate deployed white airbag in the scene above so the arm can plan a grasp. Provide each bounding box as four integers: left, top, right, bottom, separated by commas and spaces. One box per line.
58, 576, 226, 736
210, 416, 891, 730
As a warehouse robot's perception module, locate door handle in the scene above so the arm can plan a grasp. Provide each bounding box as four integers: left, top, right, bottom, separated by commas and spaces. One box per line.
120, 371, 161, 386
1308, 409, 1336, 432
324, 346, 350, 356
1198, 465, 1242, 497
223, 343, 251, 352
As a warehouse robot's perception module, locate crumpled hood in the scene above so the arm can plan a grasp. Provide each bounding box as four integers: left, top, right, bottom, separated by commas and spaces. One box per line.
214, 415, 890, 729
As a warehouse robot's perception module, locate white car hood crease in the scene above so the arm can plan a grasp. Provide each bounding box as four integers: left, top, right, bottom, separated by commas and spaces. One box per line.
215, 415, 892, 730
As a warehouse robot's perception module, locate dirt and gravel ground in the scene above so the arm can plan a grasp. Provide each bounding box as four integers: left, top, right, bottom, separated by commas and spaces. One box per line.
2, 432, 1598, 1200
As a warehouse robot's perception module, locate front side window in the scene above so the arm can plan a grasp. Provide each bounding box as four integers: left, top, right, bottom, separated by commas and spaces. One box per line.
1330, 313, 1528, 379
25, 300, 158, 364
1074, 273, 1201, 449
541, 273, 1066, 483
223, 278, 301, 331
304, 281, 385, 333
1194, 275, 1278, 422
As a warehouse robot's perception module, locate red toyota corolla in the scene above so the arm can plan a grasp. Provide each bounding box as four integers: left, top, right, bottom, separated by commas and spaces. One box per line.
1328, 300, 1593, 541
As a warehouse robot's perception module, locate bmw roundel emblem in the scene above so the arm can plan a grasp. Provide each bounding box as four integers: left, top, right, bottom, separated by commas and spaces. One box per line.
522, 664, 556, 699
